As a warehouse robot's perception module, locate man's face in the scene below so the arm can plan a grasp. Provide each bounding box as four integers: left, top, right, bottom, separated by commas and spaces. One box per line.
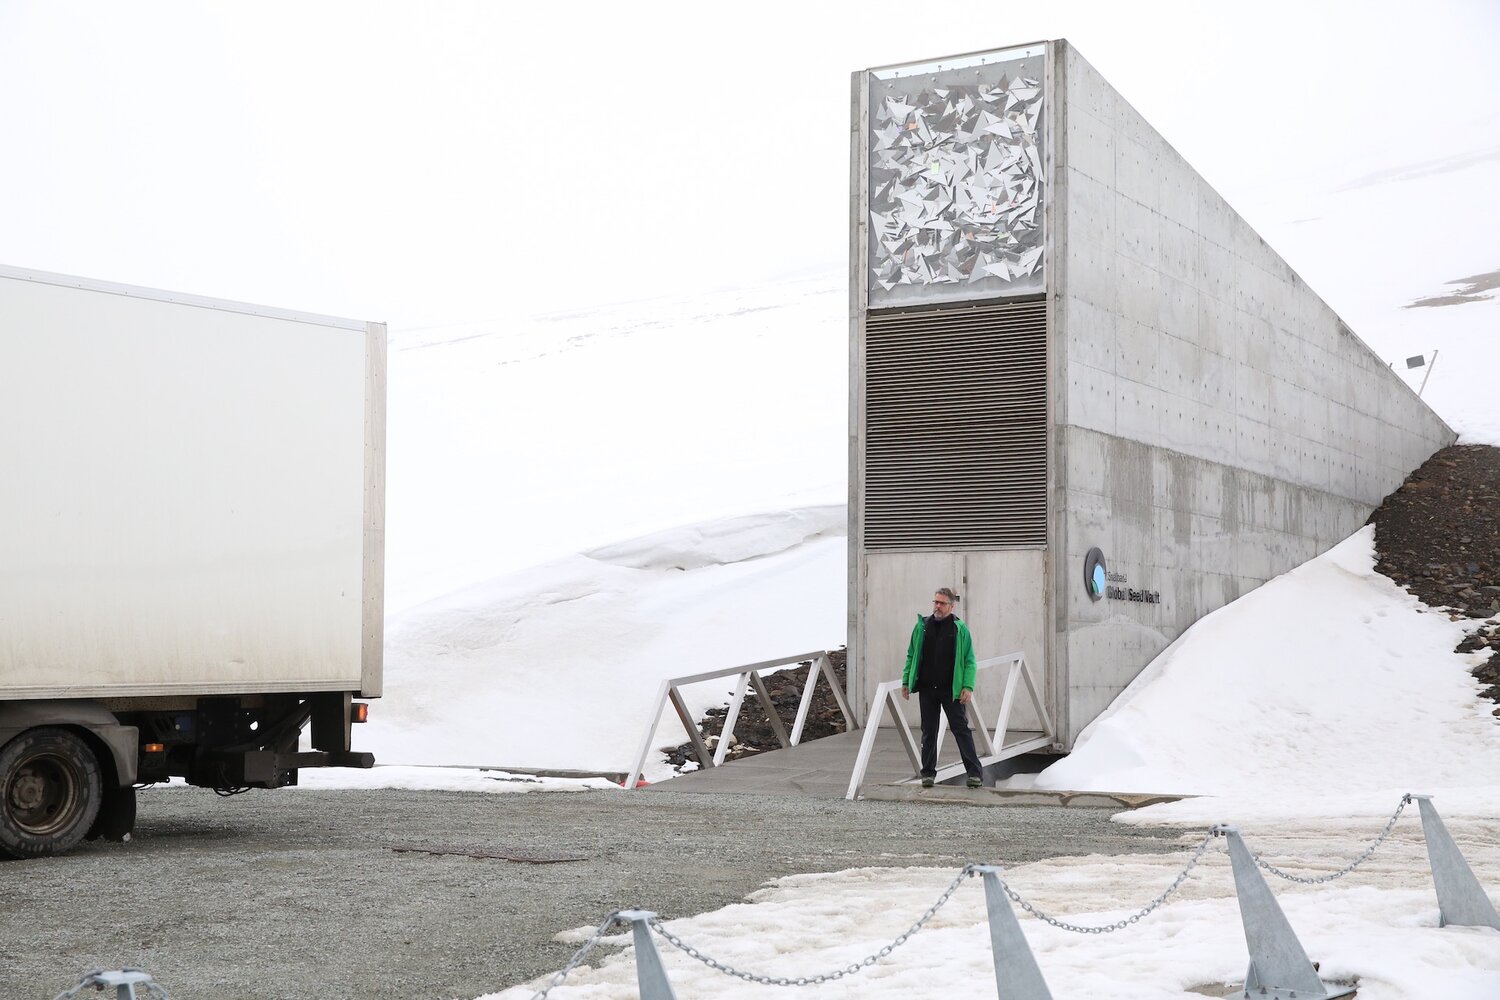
932, 594, 953, 618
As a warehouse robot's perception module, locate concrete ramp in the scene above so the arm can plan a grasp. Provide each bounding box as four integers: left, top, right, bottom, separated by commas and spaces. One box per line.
643, 728, 1047, 800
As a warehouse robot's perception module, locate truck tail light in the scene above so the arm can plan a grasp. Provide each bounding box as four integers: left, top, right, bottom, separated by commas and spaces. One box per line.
351, 702, 369, 724
143, 743, 165, 753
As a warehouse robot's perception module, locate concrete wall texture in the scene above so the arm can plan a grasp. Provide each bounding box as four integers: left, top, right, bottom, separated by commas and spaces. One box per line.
1048, 40, 1456, 744
859, 549, 1049, 735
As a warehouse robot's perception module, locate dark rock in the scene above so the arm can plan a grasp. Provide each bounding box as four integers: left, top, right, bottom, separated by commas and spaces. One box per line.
1368, 444, 1500, 711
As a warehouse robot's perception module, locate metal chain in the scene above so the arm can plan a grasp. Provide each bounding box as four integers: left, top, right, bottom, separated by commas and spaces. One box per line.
525, 793, 1417, 992
649, 864, 976, 987
528, 911, 624, 1000
51, 969, 169, 1000
998, 830, 1220, 934
1253, 793, 1413, 884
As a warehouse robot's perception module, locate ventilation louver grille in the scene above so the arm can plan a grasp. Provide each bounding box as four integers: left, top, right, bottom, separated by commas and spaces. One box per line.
863, 298, 1048, 550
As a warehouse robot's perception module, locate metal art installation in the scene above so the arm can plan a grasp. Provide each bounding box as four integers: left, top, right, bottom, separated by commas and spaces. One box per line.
868, 51, 1045, 305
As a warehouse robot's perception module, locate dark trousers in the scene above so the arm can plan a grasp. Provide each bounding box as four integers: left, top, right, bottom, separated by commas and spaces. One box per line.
918, 688, 983, 779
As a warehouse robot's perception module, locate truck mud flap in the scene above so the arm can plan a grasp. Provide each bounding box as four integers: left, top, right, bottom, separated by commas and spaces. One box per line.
86, 783, 136, 842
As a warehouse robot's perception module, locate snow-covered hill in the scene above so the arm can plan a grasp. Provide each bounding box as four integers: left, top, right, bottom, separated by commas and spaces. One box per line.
367, 508, 844, 776
365, 280, 850, 774
383, 277, 846, 614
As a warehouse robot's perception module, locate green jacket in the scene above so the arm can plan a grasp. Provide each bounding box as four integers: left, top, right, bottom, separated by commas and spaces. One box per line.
902, 614, 977, 700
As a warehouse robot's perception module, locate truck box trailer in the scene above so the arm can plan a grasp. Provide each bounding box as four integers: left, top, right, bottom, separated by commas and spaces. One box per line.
0, 265, 384, 857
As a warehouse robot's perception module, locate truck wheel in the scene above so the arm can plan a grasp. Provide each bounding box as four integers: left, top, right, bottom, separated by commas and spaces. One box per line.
0, 728, 103, 859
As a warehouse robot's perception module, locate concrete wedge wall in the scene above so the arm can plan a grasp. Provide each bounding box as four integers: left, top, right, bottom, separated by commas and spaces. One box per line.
1049, 40, 1455, 744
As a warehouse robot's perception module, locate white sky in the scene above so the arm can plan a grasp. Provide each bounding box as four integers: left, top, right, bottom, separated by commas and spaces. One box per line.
2, 1, 1496, 329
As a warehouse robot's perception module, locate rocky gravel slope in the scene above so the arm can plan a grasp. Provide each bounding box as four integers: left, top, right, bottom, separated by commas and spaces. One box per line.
1368, 444, 1500, 713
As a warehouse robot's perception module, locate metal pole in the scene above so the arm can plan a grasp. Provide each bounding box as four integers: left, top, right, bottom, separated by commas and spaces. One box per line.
819, 651, 859, 731
1418, 350, 1438, 397
971, 866, 1054, 999
625, 680, 672, 790
1220, 828, 1354, 999
1412, 795, 1500, 929
748, 670, 792, 748
845, 684, 893, 799
616, 911, 679, 1000
667, 688, 713, 770
790, 656, 821, 745
713, 672, 751, 766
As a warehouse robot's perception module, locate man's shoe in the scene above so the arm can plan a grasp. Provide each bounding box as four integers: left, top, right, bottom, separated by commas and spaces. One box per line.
920, 776, 934, 788
966, 776, 983, 789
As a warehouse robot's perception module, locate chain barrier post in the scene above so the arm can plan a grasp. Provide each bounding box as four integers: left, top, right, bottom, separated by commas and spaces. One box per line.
97, 970, 158, 1000
1220, 827, 1355, 1000
1410, 795, 1500, 930
53, 969, 165, 1000
970, 866, 1054, 1000
616, 910, 679, 1000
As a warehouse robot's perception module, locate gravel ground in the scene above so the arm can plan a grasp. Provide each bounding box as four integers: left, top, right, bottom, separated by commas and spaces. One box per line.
2, 786, 1185, 1000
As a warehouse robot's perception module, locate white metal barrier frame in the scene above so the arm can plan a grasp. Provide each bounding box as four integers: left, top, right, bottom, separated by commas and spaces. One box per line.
625, 650, 856, 790
846, 651, 1053, 800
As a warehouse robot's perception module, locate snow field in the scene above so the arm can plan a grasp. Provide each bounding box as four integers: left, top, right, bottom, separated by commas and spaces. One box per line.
365, 509, 847, 779
486, 813, 1500, 999
292, 765, 616, 795
384, 278, 847, 614
367, 279, 853, 780
1240, 127, 1500, 450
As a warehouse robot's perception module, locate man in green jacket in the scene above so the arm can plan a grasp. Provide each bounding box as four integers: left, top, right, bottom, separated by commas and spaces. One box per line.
901, 587, 983, 788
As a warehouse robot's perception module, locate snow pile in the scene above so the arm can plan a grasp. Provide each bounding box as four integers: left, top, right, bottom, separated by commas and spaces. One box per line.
1030, 526, 1500, 821
293, 765, 614, 794
384, 277, 846, 614
362, 276, 852, 778
362, 507, 845, 778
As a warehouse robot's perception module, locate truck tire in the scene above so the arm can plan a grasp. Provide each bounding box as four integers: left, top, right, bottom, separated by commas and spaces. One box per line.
0, 728, 103, 859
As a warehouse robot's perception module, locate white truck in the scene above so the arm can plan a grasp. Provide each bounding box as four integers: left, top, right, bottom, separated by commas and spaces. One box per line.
0, 265, 384, 857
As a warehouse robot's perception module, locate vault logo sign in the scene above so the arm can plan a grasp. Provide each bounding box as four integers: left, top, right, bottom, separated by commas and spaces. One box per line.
1083, 548, 1162, 605
1083, 548, 1107, 602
